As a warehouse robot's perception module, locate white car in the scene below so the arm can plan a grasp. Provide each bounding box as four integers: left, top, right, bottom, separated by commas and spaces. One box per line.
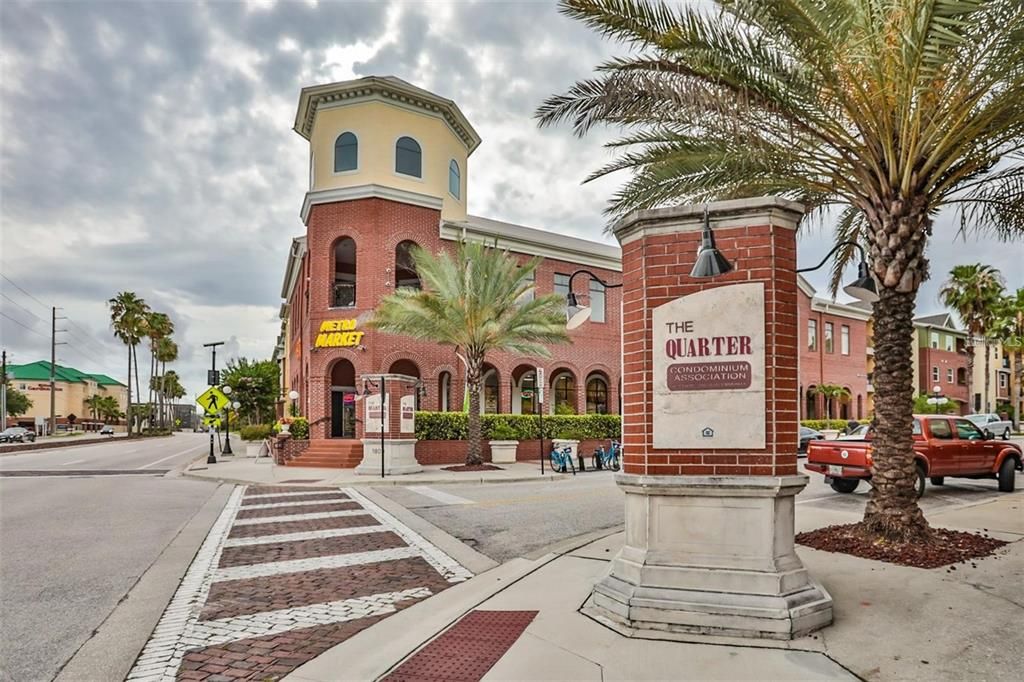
965, 413, 1014, 440
837, 424, 871, 440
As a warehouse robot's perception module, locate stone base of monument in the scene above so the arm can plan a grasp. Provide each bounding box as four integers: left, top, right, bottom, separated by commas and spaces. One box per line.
584, 474, 833, 641
356, 438, 422, 475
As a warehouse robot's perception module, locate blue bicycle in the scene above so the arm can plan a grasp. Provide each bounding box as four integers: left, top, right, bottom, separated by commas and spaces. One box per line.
593, 440, 621, 471
550, 443, 576, 474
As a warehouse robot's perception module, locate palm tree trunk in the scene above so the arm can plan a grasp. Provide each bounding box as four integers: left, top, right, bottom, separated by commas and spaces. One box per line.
1014, 351, 1022, 430
983, 341, 991, 413
132, 345, 143, 434
465, 358, 483, 465
965, 338, 976, 413
862, 287, 931, 542
126, 345, 133, 435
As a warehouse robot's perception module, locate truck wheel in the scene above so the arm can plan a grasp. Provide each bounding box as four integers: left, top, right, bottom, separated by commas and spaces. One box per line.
830, 478, 859, 494
916, 464, 926, 498
930, 477, 945, 485
998, 458, 1017, 493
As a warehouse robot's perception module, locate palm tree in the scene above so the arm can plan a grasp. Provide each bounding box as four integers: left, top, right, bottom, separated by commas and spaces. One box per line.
994, 289, 1024, 429
939, 264, 1006, 412
84, 394, 103, 421
537, 0, 1024, 543
108, 292, 149, 436
154, 337, 178, 427
815, 384, 851, 421
143, 312, 173, 421
370, 241, 570, 464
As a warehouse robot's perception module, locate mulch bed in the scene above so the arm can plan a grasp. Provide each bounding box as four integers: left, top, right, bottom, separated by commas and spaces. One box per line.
796, 523, 1007, 569
441, 464, 504, 472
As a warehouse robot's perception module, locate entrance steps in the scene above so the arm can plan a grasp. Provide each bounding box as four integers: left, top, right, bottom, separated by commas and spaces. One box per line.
285, 439, 363, 468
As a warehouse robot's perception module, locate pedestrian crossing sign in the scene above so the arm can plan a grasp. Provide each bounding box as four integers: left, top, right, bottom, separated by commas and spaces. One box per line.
202, 414, 222, 428
197, 386, 230, 415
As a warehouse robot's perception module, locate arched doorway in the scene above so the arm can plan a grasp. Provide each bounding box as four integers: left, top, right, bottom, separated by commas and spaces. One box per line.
511, 365, 537, 414
330, 359, 356, 438
481, 364, 500, 414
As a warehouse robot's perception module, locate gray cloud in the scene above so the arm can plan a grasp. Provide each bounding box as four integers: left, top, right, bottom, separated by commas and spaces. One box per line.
2, 0, 1020, 401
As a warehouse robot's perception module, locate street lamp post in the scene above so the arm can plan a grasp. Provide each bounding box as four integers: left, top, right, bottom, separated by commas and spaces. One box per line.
288, 389, 299, 417
203, 341, 225, 464
221, 385, 234, 455
926, 384, 949, 414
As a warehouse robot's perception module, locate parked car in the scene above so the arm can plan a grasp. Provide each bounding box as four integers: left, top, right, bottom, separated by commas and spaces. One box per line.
837, 424, 871, 440
965, 413, 1014, 440
799, 426, 824, 455
806, 414, 1023, 496
99, 425, 115, 436
0, 427, 37, 443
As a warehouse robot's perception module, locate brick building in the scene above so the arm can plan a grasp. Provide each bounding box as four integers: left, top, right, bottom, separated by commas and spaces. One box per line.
274, 77, 622, 452
797, 277, 871, 420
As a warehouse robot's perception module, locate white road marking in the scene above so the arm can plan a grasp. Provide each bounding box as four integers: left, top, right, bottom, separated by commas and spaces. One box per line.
174, 588, 433, 650
60, 459, 87, 466
213, 547, 421, 581
238, 498, 351, 510
136, 445, 205, 469
407, 485, 474, 505
221, 525, 387, 548
243, 490, 342, 500
231, 509, 369, 525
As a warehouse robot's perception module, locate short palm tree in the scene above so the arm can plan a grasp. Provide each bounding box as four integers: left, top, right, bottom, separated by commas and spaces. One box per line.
538, 0, 1024, 543
994, 289, 1024, 429
816, 384, 851, 420
370, 240, 571, 464
84, 394, 103, 421
939, 264, 1006, 412
108, 292, 149, 435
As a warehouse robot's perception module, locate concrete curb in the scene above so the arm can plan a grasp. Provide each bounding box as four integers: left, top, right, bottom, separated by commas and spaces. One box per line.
53, 483, 233, 682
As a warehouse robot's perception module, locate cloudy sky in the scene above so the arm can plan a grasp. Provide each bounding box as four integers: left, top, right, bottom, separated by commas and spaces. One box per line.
1, 0, 1021, 400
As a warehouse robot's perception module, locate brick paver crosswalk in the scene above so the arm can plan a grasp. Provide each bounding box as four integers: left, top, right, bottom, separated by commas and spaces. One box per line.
127, 485, 471, 681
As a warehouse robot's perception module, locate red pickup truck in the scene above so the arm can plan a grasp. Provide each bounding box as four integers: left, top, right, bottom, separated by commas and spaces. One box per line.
806, 414, 1022, 496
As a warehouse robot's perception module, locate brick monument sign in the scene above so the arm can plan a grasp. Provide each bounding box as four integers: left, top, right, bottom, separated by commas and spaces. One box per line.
585, 197, 833, 640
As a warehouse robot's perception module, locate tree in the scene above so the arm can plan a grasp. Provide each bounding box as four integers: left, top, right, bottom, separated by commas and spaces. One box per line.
816, 384, 851, 420
939, 264, 1005, 412
221, 358, 279, 426
4, 386, 32, 417
913, 393, 957, 415
143, 312, 173, 423
154, 337, 178, 427
994, 288, 1024, 429
109, 291, 150, 436
370, 241, 570, 464
96, 395, 123, 423
85, 394, 104, 421
537, 0, 1024, 543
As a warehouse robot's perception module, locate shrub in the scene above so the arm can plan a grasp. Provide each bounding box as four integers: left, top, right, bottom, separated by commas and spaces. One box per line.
240, 424, 274, 442
415, 412, 621, 441
488, 421, 518, 441
800, 419, 871, 431
289, 417, 309, 440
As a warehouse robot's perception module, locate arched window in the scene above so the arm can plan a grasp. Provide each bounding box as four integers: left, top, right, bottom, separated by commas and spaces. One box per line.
333, 237, 356, 307
395, 240, 421, 289
448, 159, 460, 199
482, 369, 500, 414
805, 387, 817, 420
552, 372, 576, 414
395, 136, 422, 177
586, 376, 608, 414
334, 132, 357, 172
439, 372, 451, 412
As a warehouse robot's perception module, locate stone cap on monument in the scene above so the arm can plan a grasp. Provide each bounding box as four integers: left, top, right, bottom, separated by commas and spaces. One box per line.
612, 197, 805, 245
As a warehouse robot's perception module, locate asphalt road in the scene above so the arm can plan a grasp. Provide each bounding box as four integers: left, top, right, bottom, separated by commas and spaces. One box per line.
0, 433, 223, 682
376, 451, 1023, 563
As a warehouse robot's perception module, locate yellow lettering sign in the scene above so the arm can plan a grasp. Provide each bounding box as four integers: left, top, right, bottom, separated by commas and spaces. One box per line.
319, 319, 358, 332
314, 329, 365, 348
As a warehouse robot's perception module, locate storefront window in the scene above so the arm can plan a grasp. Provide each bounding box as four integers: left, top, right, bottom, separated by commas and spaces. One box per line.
395, 240, 421, 289
586, 376, 608, 414
483, 370, 499, 414
519, 371, 536, 414
553, 373, 576, 413
333, 237, 356, 307
439, 372, 451, 412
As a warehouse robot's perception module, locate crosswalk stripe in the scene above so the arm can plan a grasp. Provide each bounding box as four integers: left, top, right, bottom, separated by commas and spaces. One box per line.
213, 546, 421, 581
231, 509, 369, 526
237, 498, 352, 510
242, 490, 342, 500
221, 526, 387, 548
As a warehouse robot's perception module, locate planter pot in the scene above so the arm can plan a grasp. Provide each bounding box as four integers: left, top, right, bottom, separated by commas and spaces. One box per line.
489, 440, 519, 464
552, 438, 580, 460
245, 441, 268, 458
279, 423, 291, 434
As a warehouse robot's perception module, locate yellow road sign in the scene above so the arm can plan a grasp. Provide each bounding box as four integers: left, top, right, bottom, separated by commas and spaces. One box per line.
197, 386, 229, 415
202, 414, 222, 428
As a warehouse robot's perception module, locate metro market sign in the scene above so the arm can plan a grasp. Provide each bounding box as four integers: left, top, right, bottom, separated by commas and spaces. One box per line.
314, 319, 365, 349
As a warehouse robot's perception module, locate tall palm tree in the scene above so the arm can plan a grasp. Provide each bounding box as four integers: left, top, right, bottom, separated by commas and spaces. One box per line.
143, 312, 173, 421
939, 264, 1005, 412
994, 288, 1024, 429
537, 0, 1024, 543
370, 241, 570, 464
108, 292, 149, 435
154, 337, 178, 427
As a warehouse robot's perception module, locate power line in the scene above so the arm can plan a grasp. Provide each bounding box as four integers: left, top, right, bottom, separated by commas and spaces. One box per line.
0, 310, 49, 340
64, 321, 111, 354
1, 292, 45, 323
0, 274, 50, 312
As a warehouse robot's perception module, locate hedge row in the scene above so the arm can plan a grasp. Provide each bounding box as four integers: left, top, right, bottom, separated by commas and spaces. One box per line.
800, 419, 871, 431
415, 412, 621, 441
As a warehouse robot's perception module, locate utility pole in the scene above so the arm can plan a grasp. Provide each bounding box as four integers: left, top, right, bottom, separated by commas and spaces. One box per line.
49, 307, 67, 437
2, 350, 7, 428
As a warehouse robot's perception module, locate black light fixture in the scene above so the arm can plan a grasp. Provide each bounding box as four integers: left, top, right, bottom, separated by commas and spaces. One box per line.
564, 270, 624, 330
797, 241, 879, 304
690, 206, 734, 278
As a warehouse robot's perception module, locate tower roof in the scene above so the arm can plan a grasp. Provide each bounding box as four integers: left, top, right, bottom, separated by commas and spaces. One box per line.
293, 76, 482, 154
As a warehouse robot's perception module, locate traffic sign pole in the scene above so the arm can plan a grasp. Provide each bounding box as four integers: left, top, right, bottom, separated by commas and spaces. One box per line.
203, 341, 225, 464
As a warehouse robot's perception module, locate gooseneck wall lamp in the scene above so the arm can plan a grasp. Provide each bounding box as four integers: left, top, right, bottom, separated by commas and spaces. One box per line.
564, 269, 624, 330
690, 207, 735, 278
796, 241, 880, 303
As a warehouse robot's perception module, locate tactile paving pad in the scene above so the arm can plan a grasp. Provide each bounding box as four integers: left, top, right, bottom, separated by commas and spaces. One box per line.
383, 610, 538, 681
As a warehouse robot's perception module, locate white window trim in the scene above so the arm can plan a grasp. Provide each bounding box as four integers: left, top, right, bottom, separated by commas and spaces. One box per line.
332, 130, 360, 176
393, 133, 424, 182
448, 159, 461, 200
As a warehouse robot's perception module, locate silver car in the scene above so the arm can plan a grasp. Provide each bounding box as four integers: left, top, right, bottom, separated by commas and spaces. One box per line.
965, 413, 1014, 440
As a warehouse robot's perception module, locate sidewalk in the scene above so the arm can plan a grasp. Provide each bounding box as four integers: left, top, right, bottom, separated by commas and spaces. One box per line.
184, 455, 566, 487
288, 493, 1024, 681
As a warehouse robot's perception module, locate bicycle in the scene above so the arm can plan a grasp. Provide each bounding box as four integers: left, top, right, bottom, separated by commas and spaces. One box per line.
550, 443, 576, 474
592, 440, 621, 471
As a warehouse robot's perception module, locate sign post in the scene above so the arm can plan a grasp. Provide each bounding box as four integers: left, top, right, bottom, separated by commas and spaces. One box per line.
536, 367, 545, 474
201, 341, 225, 465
